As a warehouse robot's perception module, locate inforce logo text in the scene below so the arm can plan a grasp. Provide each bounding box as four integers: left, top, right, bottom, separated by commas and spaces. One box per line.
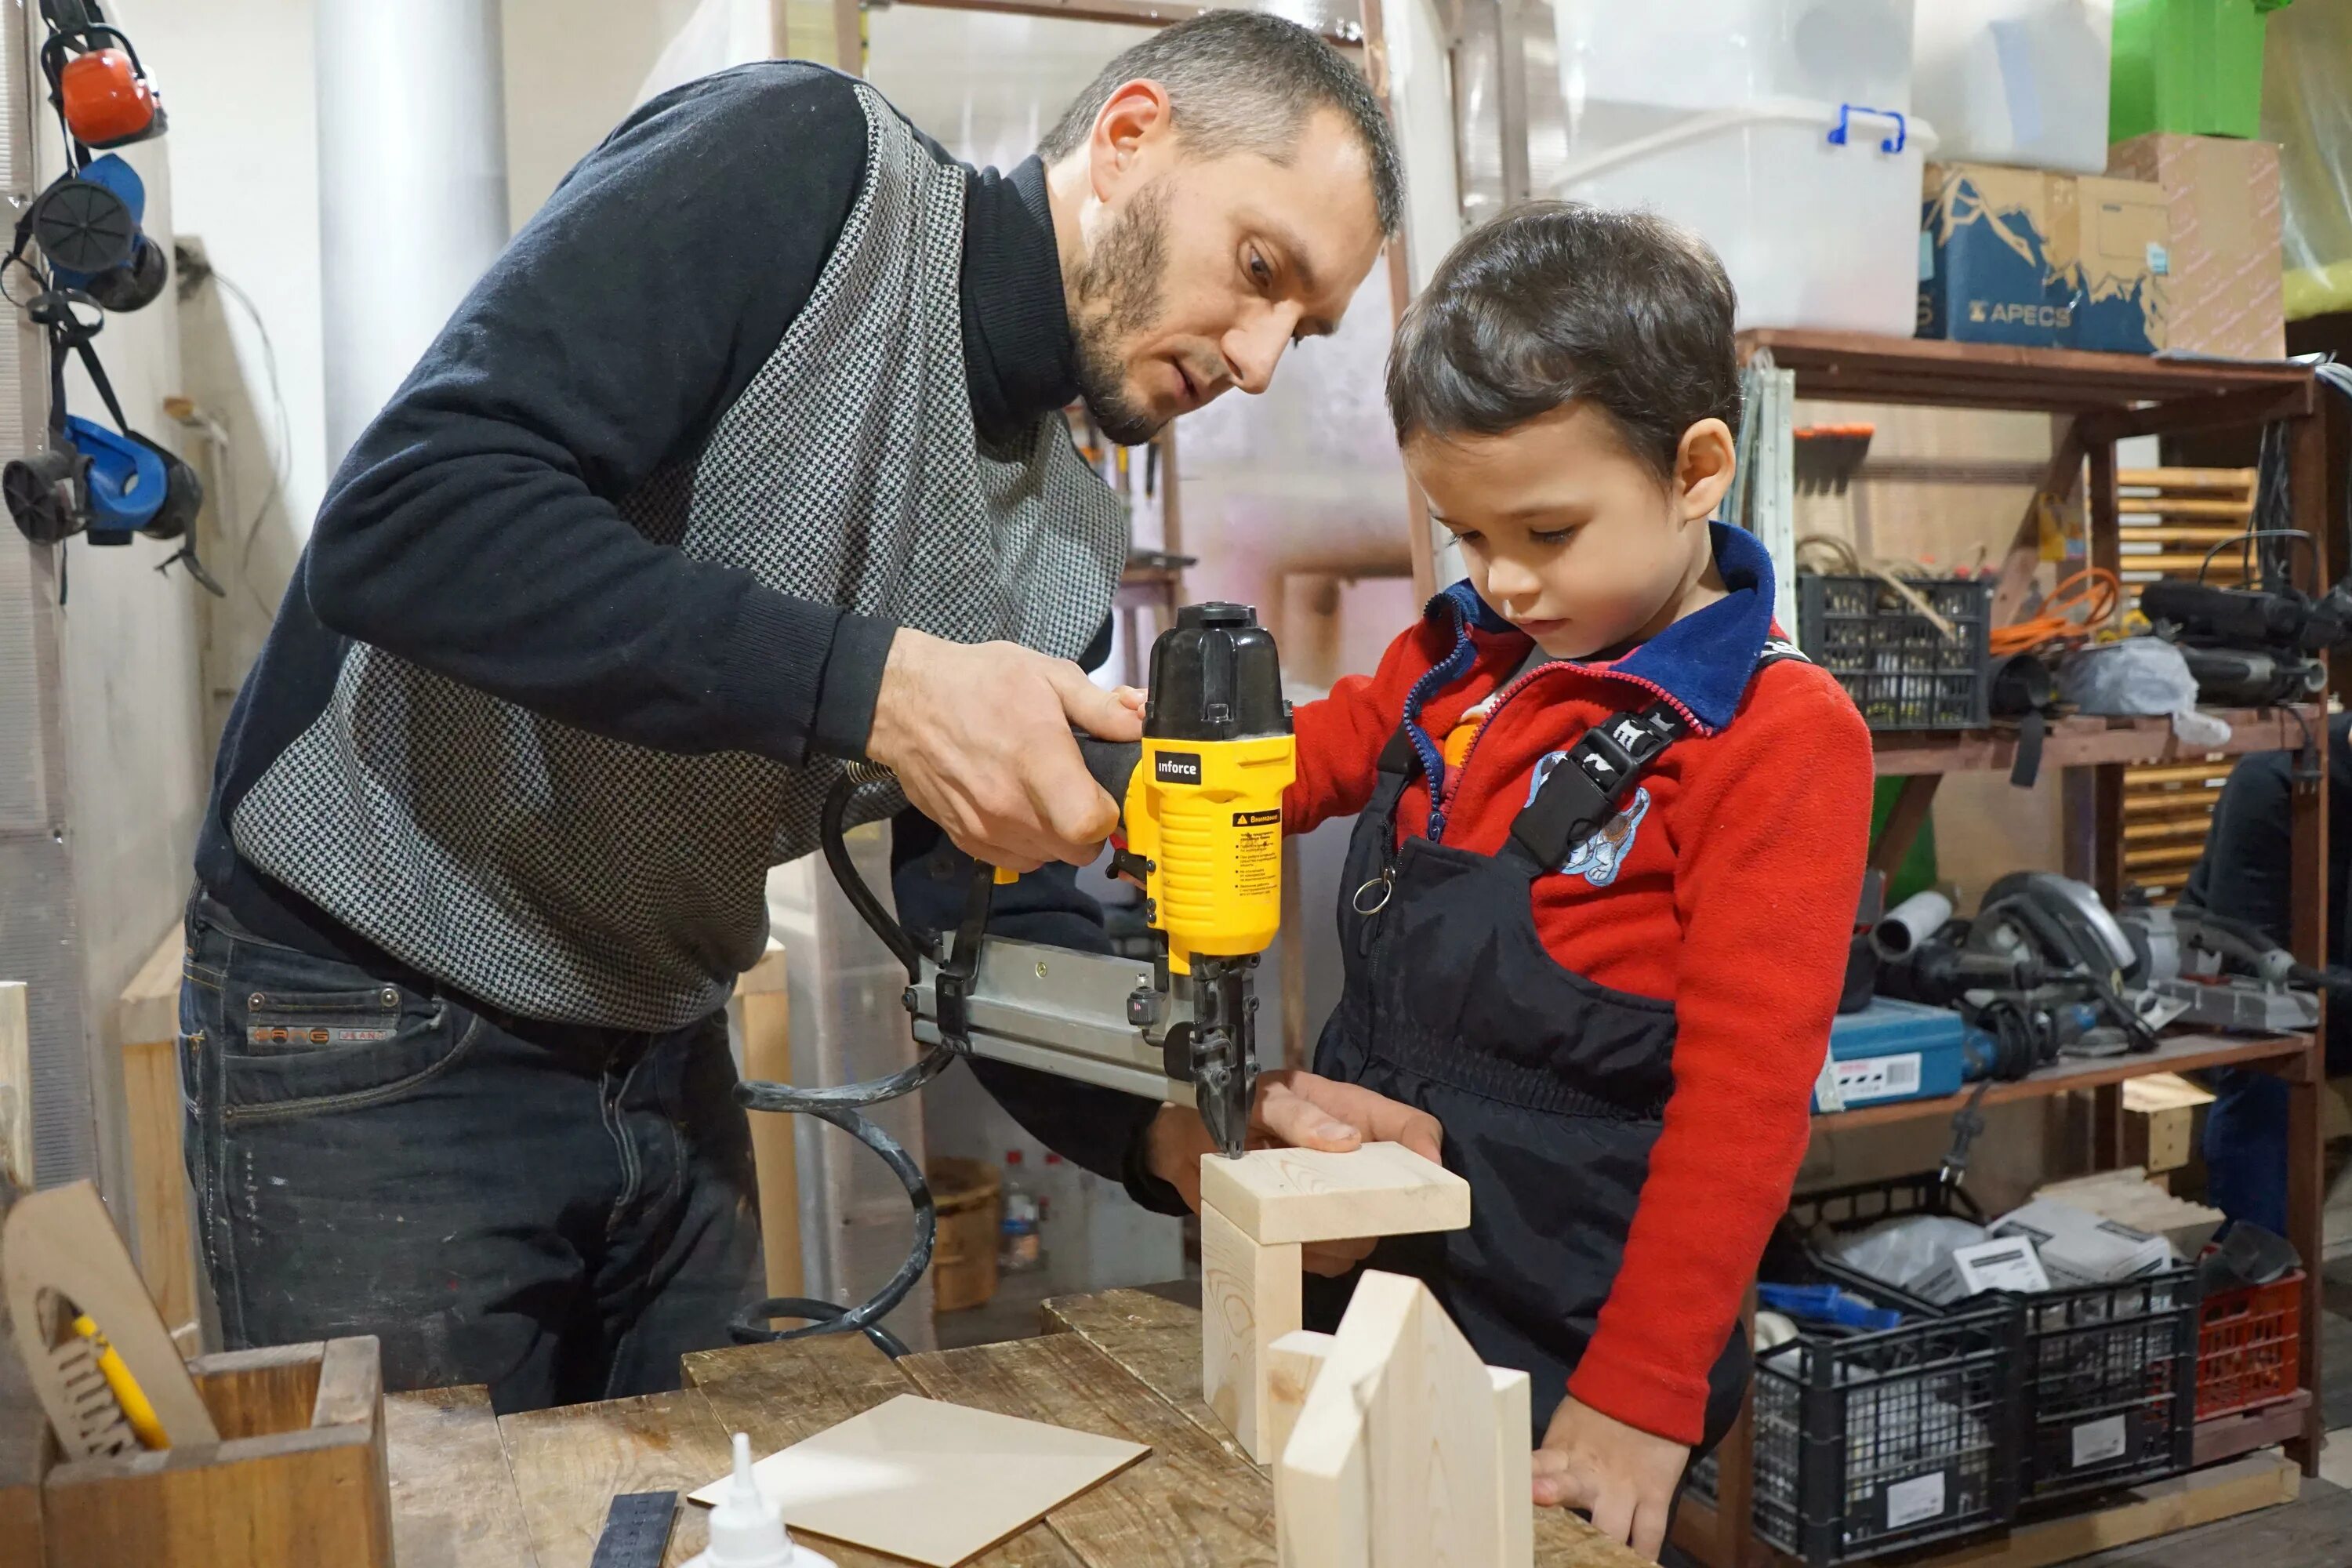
1155, 751, 1203, 783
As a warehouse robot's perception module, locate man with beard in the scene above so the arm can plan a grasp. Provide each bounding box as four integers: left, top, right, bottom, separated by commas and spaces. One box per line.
183, 13, 1405, 1410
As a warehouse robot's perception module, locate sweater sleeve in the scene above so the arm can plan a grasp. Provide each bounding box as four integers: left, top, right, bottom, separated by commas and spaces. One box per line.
1566, 666, 1874, 1444
303, 64, 891, 767
1286, 621, 1443, 834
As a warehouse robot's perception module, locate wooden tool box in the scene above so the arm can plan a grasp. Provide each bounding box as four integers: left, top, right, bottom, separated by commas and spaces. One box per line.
13, 1334, 394, 1568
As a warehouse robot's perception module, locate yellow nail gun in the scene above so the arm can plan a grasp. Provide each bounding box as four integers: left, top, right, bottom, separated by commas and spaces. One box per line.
793, 603, 1294, 1156
732, 604, 1290, 1347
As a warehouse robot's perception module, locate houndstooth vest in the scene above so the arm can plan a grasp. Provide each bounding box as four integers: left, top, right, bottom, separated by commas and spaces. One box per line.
231, 88, 1127, 1029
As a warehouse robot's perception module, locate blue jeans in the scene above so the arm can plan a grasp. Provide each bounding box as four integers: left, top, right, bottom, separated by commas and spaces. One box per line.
178, 891, 762, 1410
2202, 1068, 2289, 1239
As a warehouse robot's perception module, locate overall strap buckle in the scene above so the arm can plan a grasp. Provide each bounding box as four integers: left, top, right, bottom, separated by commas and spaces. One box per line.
1506, 702, 1686, 871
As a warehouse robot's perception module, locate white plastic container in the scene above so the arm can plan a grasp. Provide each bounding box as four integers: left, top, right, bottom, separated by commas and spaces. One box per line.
1913, 0, 2114, 173
1552, 1, 1929, 337
1552, 101, 1933, 336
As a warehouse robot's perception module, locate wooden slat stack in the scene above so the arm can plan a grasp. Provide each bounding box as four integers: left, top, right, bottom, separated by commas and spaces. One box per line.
2115, 467, 2259, 901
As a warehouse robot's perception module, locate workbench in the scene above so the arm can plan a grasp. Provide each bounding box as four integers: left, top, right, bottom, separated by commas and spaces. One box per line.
384, 1286, 1644, 1568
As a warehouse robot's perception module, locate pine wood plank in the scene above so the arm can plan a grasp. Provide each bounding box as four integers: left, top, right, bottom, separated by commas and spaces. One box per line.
383, 1385, 540, 1568
1200, 1143, 1469, 1246
1202, 1203, 1301, 1462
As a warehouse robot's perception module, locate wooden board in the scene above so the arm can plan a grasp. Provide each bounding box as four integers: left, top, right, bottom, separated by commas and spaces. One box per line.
0, 981, 28, 1191
1278, 1272, 1501, 1568
500, 1389, 734, 1568
899, 1331, 1280, 1568
685, 1335, 1083, 1568
684, 1393, 1146, 1567
115, 929, 196, 1328
730, 946, 802, 1312
120, 1039, 195, 1329
383, 1385, 540, 1568
1920, 1454, 2299, 1568
1201, 1202, 1301, 1462
1040, 1290, 1217, 1445
1265, 1330, 1333, 1465
1200, 1143, 1469, 1246
1490, 1368, 1533, 1568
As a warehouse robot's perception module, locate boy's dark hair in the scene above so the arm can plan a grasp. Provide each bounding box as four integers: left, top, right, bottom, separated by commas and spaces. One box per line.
1037, 12, 1403, 237
1385, 202, 1741, 479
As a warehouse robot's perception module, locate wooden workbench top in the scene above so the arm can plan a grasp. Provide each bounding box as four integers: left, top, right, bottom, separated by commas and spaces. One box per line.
383, 1286, 1646, 1568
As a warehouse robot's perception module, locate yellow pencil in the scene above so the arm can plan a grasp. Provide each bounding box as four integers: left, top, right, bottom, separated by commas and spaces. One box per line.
72, 1313, 168, 1449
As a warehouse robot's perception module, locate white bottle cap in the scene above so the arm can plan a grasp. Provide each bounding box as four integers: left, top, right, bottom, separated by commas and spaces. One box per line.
685, 1432, 835, 1568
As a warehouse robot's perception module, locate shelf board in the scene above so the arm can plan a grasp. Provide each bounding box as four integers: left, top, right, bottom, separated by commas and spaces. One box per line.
1814, 1031, 2312, 1131
2193, 1391, 2313, 1469
1870, 706, 2322, 777
1738, 329, 2314, 417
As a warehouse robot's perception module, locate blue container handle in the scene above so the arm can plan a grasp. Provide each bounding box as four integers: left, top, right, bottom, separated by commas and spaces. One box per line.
1828, 103, 1907, 154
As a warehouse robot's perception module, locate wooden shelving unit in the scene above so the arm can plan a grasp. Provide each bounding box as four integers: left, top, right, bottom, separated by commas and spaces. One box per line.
1673, 333, 2332, 1568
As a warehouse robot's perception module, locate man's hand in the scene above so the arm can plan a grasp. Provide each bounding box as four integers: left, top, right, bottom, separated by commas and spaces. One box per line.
1145, 1069, 1443, 1276
1532, 1396, 1690, 1563
866, 628, 1144, 871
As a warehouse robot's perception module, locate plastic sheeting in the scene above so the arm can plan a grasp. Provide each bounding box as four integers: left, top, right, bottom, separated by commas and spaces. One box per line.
2264, 0, 2352, 321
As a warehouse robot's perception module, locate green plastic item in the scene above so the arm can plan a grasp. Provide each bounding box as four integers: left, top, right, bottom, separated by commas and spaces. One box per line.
2111, 0, 2291, 142
1870, 777, 1940, 909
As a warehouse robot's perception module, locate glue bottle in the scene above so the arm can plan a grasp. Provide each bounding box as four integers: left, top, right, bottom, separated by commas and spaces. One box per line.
682, 1431, 836, 1568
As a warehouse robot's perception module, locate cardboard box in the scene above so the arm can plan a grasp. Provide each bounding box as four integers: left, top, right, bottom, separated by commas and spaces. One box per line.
2107, 132, 2285, 361
1922, 163, 2170, 354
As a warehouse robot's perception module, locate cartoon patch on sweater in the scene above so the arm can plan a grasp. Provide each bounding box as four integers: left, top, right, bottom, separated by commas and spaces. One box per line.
1526, 750, 1651, 887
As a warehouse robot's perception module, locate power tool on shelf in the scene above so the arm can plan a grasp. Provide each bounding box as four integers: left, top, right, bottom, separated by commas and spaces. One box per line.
2115, 899, 2334, 1036
2137, 521, 2352, 709
1876, 871, 2163, 1077
731, 604, 1296, 1350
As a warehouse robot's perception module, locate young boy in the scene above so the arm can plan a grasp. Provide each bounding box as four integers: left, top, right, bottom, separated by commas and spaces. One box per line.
1266, 204, 1867, 1558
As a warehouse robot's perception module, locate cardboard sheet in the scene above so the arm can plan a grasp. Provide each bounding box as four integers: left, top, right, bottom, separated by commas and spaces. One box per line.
688, 1392, 1148, 1566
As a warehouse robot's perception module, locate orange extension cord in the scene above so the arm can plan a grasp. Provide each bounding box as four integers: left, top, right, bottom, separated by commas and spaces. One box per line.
1988, 567, 2125, 658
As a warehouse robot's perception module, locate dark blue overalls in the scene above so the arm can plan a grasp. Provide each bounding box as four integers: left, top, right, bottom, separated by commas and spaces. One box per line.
1302, 644, 1796, 1454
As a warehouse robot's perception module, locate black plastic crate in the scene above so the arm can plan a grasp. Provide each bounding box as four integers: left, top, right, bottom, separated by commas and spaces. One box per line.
1751, 1294, 2023, 1566
1798, 574, 1991, 730
2011, 1271, 2198, 1504
1795, 1176, 2200, 1506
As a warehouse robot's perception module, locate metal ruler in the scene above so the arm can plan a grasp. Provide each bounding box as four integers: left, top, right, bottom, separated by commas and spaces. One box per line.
590, 1490, 677, 1568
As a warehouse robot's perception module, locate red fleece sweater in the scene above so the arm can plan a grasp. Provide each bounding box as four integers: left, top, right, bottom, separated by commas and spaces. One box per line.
1284, 612, 1873, 1445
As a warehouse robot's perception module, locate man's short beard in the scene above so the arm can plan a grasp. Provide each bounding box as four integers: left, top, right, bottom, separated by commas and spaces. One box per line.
1070, 180, 1172, 447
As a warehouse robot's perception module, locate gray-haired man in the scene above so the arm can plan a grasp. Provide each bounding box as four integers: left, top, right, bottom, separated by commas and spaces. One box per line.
183, 14, 1410, 1410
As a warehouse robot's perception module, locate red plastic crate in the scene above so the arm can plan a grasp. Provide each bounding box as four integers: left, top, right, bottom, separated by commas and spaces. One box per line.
2196, 1270, 2303, 1420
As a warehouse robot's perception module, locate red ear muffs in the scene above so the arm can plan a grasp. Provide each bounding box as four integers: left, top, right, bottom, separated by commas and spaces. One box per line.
57, 46, 156, 147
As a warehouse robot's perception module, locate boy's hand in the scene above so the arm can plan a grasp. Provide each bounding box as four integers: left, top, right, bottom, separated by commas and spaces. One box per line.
1533, 1396, 1689, 1563
1143, 1069, 1443, 1276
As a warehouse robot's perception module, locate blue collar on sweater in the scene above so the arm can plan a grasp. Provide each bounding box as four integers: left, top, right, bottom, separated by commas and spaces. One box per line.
1400, 523, 1780, 794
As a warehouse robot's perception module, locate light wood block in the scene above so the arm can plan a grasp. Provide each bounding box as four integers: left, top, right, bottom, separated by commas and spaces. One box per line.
2121, 1071, 2212, 1174
1490, 1367, 1532, 1568
1200, 1142, 1469, 1246
1265, 1330, 1333, 1465
115, 929, 200, 1330
1278, 1271, 1504, 1568
41, 1336, 394, 1568
0, 981, 28, 1191
729, 946, 802, 1312
1201, 1203, 1301, 1463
